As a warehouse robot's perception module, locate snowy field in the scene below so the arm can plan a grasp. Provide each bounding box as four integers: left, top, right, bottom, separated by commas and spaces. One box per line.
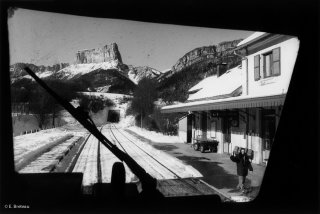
126, 126, 184, 144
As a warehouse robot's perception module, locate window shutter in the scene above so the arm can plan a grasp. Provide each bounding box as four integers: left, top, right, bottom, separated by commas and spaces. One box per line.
273, 48, 281, 75
254, 55, 260, 81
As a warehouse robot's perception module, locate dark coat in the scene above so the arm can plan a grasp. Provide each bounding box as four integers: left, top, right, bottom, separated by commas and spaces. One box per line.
230, 153, 251, 176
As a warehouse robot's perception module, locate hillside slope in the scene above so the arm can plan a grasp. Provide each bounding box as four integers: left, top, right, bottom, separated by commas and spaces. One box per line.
157, 39, 243, 103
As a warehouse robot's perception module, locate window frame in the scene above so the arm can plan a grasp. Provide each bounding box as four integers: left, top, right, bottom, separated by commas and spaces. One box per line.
263, 51, 273, 78
254, 55, 260, 81
210, 120, 217, 138
256, 47, 281, 80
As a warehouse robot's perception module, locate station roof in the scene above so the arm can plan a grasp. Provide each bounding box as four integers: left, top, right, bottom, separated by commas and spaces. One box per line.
237, 32, 267, 47
161, 93, 285, 113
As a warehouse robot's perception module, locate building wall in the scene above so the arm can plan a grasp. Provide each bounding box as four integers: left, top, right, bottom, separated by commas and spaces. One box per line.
194, 113, 202, 140
189, 108, 265, 164
230, 109, 247, 153
229, 108, 266, 164
215, 118, 224, 154
189, 106, 282, 164
243, 38, 299, 97
178, 116, 187, 143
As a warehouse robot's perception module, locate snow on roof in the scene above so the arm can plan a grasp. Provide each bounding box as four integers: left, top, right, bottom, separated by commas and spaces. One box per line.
187, 66, 242, 101
189, 75, 218, 92
237, 32, 266, 47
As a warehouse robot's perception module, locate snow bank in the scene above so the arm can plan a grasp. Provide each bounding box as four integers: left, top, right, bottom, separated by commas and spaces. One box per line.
126, 126, 184, 144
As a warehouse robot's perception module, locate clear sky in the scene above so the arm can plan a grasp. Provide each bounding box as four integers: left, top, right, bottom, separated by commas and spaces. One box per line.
8, 9, 253, 71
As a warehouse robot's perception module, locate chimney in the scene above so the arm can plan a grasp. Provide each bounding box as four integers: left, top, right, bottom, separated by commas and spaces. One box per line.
217, 62, 227, 77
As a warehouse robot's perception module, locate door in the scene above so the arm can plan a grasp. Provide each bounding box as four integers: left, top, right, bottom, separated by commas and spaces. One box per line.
262, 109, 276, 163
222, 117, 231, 154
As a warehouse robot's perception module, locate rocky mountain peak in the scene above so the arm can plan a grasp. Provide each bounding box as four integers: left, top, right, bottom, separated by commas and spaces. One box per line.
75, 43, 123, 64
172, 39, 242, 73
127, 65, 161, 84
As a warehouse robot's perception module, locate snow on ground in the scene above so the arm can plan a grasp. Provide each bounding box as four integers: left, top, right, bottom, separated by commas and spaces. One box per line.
20, 136, 81, 173
74, 125, 201, 193
59, 110, 79, 125
119, 127, 202, 178
80, 92, 132, 100
79, 92, 132, 109
118, 115, 135, 128
101, 129, 136, 183
126, 126, 184, 144
72, 134, 99, 193
13, 128, 72, 166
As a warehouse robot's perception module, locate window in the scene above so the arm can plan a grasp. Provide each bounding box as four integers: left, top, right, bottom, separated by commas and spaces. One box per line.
272, 47, 281, 75
210, 121, 217, 138
254, 55, 260, 80
254, 47, 281, 81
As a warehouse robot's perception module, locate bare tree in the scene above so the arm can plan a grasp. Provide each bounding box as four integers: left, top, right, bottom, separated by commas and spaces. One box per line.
29, 86, 53, 129
28, 80, 79, 129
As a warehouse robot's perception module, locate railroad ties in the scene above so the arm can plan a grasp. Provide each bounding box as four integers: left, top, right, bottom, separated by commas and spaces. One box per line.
19, 136, 82, 173
72, 123, 221, 197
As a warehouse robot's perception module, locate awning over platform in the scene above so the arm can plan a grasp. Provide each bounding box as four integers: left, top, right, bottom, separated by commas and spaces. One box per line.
161, 94, 286, 113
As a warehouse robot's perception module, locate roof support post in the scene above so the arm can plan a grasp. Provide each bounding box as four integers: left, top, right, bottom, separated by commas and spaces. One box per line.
246, 108, 249, 149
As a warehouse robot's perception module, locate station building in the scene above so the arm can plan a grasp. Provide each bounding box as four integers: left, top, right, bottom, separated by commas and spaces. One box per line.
161, 32, 299, 165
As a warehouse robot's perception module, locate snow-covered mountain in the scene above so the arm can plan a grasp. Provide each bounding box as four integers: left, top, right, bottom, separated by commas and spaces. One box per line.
127, 65, 161, 84
51, 61, 121, 80
10, 62, 137, 94
10, 42, 164, 94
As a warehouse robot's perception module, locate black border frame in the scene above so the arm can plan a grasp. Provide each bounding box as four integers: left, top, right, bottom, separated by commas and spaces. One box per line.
1, 0, 319, 214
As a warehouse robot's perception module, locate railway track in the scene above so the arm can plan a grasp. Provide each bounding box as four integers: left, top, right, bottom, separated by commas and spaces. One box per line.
17, 123, 227, 199
109, 125, 198, 187
19, 135, 84, 173
106, 124, 223, 197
